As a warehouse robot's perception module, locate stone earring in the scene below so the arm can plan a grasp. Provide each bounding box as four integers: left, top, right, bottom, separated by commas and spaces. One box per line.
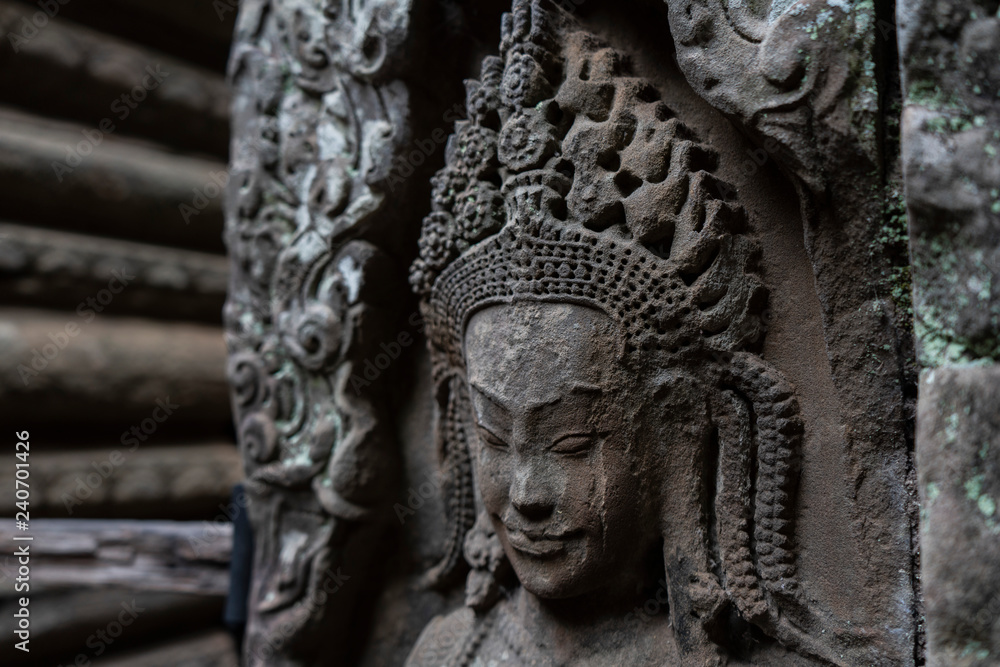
463, 510, 510, 611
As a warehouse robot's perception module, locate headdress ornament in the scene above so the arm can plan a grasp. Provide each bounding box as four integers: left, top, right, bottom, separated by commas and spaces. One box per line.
411, 1, 766, 368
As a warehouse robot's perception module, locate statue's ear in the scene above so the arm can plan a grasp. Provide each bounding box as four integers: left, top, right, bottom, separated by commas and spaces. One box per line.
463, 510, 511, 612
641, 368, 729, 664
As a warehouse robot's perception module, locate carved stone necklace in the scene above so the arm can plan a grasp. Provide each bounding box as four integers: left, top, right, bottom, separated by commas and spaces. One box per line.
494, 604, 560, 667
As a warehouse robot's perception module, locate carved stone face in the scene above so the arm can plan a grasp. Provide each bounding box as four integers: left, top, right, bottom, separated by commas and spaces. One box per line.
464, 301, 654, 600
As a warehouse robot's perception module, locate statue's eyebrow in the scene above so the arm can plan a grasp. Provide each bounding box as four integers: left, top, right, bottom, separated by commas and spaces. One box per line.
468, 381, 601, 413
525, 384, 601, 411
468, 381, 510, 412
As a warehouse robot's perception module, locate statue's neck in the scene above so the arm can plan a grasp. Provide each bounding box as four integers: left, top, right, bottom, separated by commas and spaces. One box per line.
502, 579, 675, 667
514, 563, 667, 630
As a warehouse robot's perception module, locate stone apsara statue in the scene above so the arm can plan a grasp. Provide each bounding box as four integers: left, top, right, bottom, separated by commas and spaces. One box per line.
405, 2, 871, 664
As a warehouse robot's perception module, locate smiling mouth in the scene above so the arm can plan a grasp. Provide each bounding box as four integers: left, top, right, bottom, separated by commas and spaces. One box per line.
505, 528, 572, 559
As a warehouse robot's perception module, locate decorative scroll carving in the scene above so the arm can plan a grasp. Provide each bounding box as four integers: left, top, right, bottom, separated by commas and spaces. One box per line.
405, 2, 889, 664
224, 0, 415, 663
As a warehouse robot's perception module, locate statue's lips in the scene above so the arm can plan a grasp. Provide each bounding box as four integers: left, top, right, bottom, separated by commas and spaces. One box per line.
505, 527, 572, 558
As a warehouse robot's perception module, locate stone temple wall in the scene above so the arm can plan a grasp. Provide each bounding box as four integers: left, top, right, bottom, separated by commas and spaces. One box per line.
899, 1, 1000, 665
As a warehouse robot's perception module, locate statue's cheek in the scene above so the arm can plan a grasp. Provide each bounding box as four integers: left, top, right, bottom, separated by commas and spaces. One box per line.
475, 447, 513, 509
549, 459, 600, 524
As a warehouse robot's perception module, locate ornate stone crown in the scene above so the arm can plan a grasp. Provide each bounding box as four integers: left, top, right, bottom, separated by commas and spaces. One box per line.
411, 0, 765, 367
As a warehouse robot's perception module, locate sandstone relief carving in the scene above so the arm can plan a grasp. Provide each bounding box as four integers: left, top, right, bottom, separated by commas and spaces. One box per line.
404, 2, 902, 664
221, 0, 943, 665
224, 0, 416, 663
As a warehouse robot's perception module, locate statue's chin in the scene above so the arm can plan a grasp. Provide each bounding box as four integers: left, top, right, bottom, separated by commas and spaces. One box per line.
519, 577, 584, 601
509, 555, 597, 601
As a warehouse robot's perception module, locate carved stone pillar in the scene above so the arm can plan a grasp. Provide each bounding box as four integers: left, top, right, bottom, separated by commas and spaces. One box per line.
898, 1, 1000, 665
224, 1, 417, 663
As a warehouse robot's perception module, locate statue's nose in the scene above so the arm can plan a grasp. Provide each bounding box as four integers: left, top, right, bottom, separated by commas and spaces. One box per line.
509, 457, 556, 520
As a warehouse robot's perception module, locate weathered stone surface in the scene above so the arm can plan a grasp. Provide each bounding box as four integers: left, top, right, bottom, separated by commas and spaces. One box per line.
663, 4, 921, 655
0, 222, 228, 323
97, 630, 239, 667
0, 107, 225, 253
918, 366, 1000, 667
898, 1, 1000, 664
0, 1, 230, 156
0, 309, 230, 431
898, 0, 1000, 367
0, 587, 225, 666
0, 519, 232, 595
0, 444, 241, 518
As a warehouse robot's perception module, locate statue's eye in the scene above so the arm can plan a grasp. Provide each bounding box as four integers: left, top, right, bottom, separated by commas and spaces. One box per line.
476, 425, 508, 450
550, 434, 596, 456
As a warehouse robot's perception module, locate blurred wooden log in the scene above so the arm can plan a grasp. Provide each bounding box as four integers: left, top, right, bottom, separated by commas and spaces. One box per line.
0, 519, 232, 595
0, 222, 228, 323
0, 308, 231, 433
96, 630, 239, 667
0, 107, 226, 253
0, 443, 242, 519
0, 587, 227, 665
0, 1, 230, 156
107, 0, 237, 46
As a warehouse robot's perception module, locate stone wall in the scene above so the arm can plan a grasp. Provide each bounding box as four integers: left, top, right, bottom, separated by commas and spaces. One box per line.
899, 1, 1000, 665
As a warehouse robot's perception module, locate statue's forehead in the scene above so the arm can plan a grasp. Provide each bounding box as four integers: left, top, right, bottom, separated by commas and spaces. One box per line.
464, 301, 618, 405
